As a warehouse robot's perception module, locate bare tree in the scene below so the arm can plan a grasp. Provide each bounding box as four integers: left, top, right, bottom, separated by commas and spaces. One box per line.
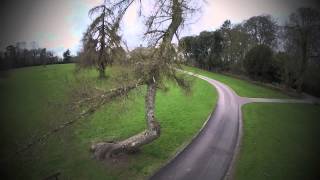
88, 0, 199, 159
80, 0, 128, 78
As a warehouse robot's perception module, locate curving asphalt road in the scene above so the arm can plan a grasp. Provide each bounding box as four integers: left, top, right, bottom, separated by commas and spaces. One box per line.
150, 71, 313, 180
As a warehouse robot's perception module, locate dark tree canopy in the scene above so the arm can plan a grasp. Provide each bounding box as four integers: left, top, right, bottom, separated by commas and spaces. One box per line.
0, 43, 59, 70
179, 30, 223, 70
284, 7, 320, 92
243, 15, 278, 47
63, 49, 72, 63
243, 45, 279, 82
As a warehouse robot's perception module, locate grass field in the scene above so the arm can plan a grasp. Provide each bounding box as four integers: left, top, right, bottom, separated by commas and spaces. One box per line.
235, 103, 320, 180
183, 66, 290, 98
0, 64, 217, 180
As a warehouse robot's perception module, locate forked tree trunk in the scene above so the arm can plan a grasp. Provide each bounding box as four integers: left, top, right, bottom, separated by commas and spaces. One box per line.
91, 82, 161, 159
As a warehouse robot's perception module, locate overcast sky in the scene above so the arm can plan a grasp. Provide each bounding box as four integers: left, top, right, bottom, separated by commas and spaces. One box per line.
0, 0, 319, 56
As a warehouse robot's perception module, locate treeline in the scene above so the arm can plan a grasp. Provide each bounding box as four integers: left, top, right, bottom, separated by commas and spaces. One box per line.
0, 42, 74, 71
179, 7, 320, 96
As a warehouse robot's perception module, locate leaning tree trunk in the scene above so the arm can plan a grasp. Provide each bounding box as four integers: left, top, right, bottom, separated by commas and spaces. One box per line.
91, 82, 161, 159
91, 0, 182, 160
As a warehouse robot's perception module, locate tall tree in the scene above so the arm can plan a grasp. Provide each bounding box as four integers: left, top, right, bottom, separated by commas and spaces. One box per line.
220, 20, 232, 65
229, 24, 251, 71
285, 7, 320, 92
197, 31, 216, 70
81, 0, 124, 78
179, 36, 196, 62
210, 31, 224, 69
243, 15, 278, 47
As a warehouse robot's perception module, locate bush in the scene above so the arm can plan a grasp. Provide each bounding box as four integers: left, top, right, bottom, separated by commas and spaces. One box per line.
303, 62, 320, 97
244, 45, 279, 82
273, 52, 299, 89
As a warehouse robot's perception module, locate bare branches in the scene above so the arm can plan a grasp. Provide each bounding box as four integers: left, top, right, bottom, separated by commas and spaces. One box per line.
88, 5, 106, 18
142, 0, 201, 47
15, 79, 144, 156
74, 78, 143, 108
80, 0, 132, 77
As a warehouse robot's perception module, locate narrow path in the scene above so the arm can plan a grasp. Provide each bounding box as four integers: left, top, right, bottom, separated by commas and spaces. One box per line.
150, 71, 313, 180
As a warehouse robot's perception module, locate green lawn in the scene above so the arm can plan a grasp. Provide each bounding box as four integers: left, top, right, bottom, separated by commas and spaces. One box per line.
236, 103, 320, 180
0, 64, 217, 180
183, 66, 290, 98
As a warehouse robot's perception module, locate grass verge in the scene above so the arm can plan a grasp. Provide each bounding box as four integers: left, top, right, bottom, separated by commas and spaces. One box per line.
183, 66, 290, 98
235, 103, 320, 180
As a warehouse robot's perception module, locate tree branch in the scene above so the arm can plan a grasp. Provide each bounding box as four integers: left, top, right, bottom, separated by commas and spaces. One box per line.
14, 79, 144, 156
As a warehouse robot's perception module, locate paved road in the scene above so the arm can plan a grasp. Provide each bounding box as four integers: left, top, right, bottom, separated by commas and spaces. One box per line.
150, 72, 312, 180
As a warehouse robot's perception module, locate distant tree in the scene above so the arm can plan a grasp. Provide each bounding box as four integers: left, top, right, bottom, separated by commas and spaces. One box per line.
5, 45, 17, 68
244, 45, 278, 82
40, 48, 47, 66
243, 15, 278, 47
229, 25, 252, 72
285, 7, 320, 92
179, 31, 223, 70
209, 20, 252, 73
63, 49, 72, 63
179, 36, 197, 64
221, 20, 232, 31
180, 20, 251, 72
219, 20, 232, 64
211, 31, 224, 69
16, 41, 27, 50
198, 31, 216, 70
0, 51, 8, 71
2, 43, 59, 69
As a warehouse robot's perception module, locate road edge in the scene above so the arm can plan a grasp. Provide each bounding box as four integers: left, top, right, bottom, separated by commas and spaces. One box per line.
148, 75, 218, 179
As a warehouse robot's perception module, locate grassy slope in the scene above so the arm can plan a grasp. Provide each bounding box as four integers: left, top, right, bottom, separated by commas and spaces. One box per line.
236, 103, 320, 180
183, 66, 289, 98
0, 64, 217, 180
